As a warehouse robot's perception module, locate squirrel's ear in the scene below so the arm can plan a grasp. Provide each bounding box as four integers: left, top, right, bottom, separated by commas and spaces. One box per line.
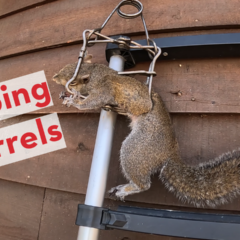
52, 73, 62, 84
83, 54, 93, 63
52, 73, 59, 81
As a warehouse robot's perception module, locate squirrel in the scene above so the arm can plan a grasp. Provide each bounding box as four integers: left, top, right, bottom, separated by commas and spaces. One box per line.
53, 54, 240, 208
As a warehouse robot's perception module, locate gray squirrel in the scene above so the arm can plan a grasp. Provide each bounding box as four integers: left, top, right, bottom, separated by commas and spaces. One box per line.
53, 54, 240, 207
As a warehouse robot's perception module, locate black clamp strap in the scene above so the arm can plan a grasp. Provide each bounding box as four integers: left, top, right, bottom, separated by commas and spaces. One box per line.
75, 204, 240, 240
75, 204, 127, 230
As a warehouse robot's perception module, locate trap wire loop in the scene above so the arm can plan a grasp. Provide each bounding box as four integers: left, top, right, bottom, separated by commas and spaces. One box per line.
65, 0, 161, 96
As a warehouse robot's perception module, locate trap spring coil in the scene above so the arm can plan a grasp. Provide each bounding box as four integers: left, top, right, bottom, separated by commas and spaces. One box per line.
117, 0, 143, 19
65, 0, 161, 96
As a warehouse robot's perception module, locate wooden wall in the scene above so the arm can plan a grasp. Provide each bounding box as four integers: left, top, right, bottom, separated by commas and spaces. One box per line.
1, 0, 240, 239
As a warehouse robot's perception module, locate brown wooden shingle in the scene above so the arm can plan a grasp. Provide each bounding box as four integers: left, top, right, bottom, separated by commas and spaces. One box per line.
1, 36, 240, 114
0, 0, 57, 19
1, 0, 240, 58
1, 113, 240, 210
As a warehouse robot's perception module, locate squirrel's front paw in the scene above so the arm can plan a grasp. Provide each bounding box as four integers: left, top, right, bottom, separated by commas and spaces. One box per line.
62, 95, 74, 107
61, 89, 82, 107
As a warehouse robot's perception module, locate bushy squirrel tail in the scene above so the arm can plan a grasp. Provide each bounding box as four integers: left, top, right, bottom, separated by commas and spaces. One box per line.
160, 150, 240, 207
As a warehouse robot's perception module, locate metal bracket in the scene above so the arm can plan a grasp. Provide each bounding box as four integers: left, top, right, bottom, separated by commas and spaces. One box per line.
106, 33, 240, 67
76, 204, 240, 240
105, 35, 136, 69
76, 205, 128, 230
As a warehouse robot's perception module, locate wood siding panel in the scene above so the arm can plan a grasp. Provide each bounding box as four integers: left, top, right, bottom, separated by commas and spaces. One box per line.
1, 0, 240, 235
1, 40, 240, 113
1, 0, 240, 58
0, 179, 45, 240
1, 113, 240, 210
0, 0, 57, 18
0, 113, 119, 197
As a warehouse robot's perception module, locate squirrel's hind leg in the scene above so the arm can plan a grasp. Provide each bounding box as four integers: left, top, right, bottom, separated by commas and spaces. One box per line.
108, 181, 150, 200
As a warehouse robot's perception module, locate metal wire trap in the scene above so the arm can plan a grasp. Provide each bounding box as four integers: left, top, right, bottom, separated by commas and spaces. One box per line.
65, 0, 161, 96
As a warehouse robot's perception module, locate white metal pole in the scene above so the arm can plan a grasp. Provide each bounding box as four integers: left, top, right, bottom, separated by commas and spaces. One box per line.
77, 55, 125, 240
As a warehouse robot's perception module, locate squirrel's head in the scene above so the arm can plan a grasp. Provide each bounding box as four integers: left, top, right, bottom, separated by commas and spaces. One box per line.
52, 54, 94, 94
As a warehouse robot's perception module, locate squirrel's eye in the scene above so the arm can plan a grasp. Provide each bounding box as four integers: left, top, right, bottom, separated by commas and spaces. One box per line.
69, 80, 78, 86
81, 74, 90, 84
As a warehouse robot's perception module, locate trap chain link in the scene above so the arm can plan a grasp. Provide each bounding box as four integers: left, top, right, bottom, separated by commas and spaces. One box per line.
65, 0, 161, 96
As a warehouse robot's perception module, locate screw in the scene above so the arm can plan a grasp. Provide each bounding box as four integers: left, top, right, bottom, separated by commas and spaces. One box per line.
163, 52, 168, 56
78, 143, 87, 151
191, 97, 196, 101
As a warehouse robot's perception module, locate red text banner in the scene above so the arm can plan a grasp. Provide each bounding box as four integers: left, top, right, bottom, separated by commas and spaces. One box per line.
0, 71, 53, 120
0, 113, 66, 167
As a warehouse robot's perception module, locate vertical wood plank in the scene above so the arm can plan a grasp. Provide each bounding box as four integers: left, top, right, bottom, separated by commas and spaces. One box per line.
0, 179, 45, 240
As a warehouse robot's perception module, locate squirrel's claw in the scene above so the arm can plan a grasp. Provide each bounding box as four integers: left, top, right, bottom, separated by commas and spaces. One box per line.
108, 188, 119, 201
108, 185, 127, 201
108, 183, 146, 201
59, 91, 71, 99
